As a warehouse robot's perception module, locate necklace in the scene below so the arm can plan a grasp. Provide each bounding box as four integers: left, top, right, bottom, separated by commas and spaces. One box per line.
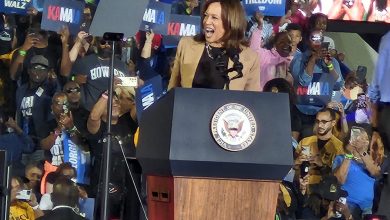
205, 43, 214, 59
205, 43, 226, 60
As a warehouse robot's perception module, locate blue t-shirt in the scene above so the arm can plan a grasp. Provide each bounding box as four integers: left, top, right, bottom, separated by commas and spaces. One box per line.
332, 155, 375, 209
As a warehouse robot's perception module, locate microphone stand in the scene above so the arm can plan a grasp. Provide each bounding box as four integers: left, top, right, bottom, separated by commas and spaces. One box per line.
101, 40, 116, 220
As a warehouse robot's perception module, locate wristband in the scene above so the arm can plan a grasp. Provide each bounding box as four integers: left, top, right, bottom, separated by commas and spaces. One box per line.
18, 50, 27, 57
327, 63, 334, 70
372, 127, 379, 132
345, 153, 354, 160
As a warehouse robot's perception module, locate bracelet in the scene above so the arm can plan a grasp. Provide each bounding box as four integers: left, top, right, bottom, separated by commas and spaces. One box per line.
345, 153, 354, 160
372, 127, 379, 132
31, 204, 39, 210
18, 50, 27, 57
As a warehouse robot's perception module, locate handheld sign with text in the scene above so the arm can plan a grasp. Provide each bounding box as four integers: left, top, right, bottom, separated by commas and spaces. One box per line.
136, 75, 164, 123
296, 73, 335, 107
164, 14, 200, 47
242, 0, 286, 17
139, 0, 171, 35
41, 0, 85, 35
0, 0, 31, 14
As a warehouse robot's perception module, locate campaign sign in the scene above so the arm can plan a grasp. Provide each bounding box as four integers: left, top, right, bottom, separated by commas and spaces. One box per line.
164, 14, 201, 47
136, 75, 164, 123
296, 73, 335, 107
0, 0, 31, 15
139, 0, 171, 35
41, 0, 85, 35
242, 0, 286, 17
63, 132, 90, 185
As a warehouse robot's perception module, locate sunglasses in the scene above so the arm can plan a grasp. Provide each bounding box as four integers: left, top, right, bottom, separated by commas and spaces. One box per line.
310, 34, 324, 44
66, 87, 80, 93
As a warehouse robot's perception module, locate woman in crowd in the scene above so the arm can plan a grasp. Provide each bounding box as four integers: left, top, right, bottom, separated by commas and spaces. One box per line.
168, 0, 260, 91
333, 127, 381, 219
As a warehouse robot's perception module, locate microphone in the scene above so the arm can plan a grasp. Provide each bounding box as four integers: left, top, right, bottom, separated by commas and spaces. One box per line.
227, 48, 243, 81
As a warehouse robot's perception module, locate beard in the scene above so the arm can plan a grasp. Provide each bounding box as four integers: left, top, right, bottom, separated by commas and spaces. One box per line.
97, 47, 112, 58
317, 126, 332, 136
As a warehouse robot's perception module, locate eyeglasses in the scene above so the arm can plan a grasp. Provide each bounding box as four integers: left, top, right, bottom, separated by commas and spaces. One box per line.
66, 87, 80, 94
315, 119, 333, 125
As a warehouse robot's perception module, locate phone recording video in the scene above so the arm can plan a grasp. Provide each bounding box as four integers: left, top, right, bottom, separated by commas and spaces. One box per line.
357, 93, 367, 109
16, 189, 32, 201
300, 161, 310, 177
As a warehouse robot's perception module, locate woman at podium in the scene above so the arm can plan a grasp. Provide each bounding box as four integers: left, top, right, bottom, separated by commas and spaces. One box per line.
168, 0, 261, 91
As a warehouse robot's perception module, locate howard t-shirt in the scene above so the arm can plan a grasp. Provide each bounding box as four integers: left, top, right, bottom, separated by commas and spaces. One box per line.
72, 54, 129, 110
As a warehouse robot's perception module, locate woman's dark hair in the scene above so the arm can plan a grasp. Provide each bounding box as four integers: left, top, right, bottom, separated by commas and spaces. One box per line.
307, 13, 328, 32
194, 0, 248, 49
263, 78, 297, 104
56, 162, 77, 178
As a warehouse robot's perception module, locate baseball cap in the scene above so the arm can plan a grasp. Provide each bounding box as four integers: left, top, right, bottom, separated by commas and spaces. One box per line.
30, 55, 49, 68
311, 175, 348, 201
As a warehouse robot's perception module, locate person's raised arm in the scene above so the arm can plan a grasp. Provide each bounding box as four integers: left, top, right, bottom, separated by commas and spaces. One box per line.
59, 26, 72, 77
9, 34, 37, 80
87, 93, 108, 134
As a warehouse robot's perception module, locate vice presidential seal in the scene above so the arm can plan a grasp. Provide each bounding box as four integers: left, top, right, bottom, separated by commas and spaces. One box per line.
211, 103, 257, 151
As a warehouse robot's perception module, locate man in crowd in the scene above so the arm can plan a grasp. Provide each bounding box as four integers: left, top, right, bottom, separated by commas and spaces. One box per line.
295, 108, 344, 189
71, 37, 130, 111
16, 55, 57, 162
37, 177, 86, 220
63, 81, 90, 137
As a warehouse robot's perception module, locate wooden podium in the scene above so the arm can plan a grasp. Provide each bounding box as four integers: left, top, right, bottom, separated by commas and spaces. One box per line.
137, 88, 293, 220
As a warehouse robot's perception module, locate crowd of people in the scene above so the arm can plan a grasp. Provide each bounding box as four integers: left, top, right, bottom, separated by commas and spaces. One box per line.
0, 0, 389, 219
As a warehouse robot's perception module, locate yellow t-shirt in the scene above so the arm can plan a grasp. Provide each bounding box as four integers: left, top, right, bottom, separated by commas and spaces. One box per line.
9, 201, 35, 220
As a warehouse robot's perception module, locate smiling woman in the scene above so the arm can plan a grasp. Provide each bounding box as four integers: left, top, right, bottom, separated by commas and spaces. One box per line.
168, 0, 261, 91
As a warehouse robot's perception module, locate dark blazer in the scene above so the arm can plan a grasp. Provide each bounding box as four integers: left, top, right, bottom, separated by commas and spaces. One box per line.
37, 208, 86, 220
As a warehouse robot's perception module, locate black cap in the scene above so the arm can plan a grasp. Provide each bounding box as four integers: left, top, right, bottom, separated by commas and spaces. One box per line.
311, 175, 348, 201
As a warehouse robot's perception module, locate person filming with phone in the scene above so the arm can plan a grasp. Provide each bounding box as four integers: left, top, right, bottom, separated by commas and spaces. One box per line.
333, 127, 381, 219
9, 176, 44, 219
290, 30, 344, 138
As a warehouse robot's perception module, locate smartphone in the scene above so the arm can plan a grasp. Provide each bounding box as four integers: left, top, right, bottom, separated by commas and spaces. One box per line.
350, 126, 363, 143
16, 189, 31, 201
80, 21, 91, 32
335, 197, 347, 218
321, 42, 330, 50
357, 93, 367, 109
343, 0, 354, 8
300, 161, 310, 177
118, 77, 138, 87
